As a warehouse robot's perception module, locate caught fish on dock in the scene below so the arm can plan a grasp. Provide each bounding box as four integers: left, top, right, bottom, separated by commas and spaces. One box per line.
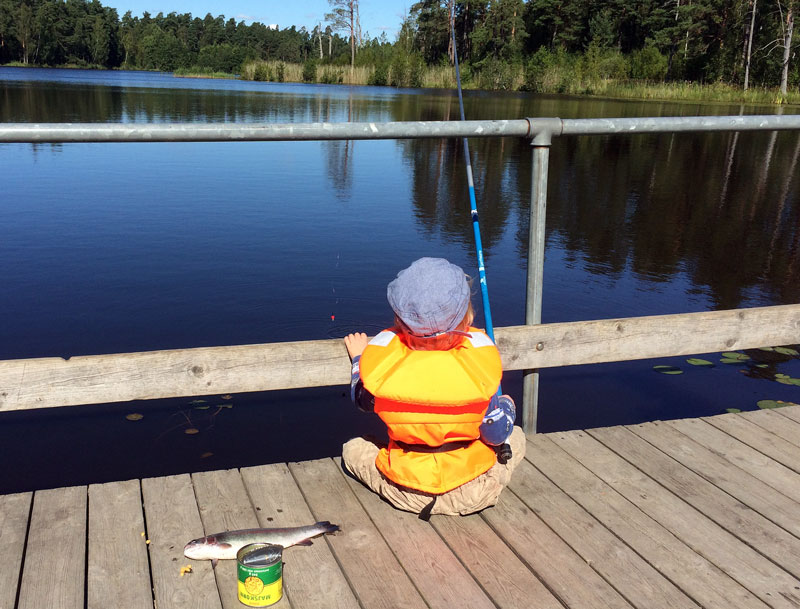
183, 521, 339, 562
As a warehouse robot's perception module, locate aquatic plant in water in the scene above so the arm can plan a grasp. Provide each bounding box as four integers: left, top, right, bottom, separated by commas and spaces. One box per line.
653, 345, 800, 412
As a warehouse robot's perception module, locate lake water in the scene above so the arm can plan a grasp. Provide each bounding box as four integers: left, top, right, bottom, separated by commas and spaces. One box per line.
2, 67, 799, 493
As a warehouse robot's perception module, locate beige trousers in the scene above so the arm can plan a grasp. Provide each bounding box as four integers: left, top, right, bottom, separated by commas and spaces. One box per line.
341, 427, 526, 516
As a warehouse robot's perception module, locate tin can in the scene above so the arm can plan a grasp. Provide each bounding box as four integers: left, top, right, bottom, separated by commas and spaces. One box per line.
236, 543, 283, 607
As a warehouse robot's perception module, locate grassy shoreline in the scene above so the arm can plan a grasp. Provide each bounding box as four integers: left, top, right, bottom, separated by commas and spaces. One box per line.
4, 60, 798, 106
233, 60, 800, 107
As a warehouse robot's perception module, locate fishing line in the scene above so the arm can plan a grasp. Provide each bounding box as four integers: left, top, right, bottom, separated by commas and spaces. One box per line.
449, 5, 501, 395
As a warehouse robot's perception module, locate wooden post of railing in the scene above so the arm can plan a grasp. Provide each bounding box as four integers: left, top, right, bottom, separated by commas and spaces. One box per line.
522, 128, 553, 434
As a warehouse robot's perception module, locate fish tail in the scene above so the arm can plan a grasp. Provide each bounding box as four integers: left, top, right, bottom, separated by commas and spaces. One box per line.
316, 521, 340, 535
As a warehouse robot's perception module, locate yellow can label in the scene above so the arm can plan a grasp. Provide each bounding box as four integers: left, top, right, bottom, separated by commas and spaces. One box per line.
237, 544, 283, 607
237, 577, 282, 607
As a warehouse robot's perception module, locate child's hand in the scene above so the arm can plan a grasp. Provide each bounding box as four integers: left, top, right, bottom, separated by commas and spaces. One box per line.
344, 332, 369, 361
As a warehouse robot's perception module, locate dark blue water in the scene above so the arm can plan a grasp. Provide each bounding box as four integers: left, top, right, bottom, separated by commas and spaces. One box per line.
2, 67, 799, 493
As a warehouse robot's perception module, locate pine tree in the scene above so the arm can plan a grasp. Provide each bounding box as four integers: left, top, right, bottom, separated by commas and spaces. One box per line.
326, 0, 359, 68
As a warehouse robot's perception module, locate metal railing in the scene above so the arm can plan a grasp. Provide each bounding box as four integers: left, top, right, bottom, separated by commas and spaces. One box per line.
3, 114, 800, 432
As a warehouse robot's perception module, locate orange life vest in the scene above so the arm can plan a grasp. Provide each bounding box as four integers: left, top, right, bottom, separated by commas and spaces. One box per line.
359, 327, 502, 494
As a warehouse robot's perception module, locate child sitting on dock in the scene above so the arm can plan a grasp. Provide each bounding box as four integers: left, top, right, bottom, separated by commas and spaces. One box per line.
342, 257, 525, 518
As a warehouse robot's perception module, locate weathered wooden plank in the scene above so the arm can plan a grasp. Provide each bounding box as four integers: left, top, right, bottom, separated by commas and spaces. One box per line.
0, 338, 350, 412
482, 488, 634, 609
3, 303, 800, 412
590, 425, 800, 580
430, 511, 564, 609
669, 417, 800, 504
496, 304, 800, 371
18, 487, 86, 609
510, 455, 699, 609
738, 408, 800, 448
627, 420, 800, 539
191, 470, 290, 609
702, 411, 800, 474
776, 403, 800, 424
240, 463, 359, 609
142, 475, 222, 609
338, 457, 496, 609
87, 480, 152, 609
0, 492, 32, 609
525, 434, 767, 609
550, 429, 800, 609
288, 458, 427, 609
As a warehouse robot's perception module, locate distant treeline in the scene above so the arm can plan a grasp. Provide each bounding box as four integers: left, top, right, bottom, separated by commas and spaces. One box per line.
0, 0, 797, 95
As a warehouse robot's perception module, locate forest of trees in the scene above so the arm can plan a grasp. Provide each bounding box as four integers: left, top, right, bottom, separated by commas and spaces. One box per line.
0, 0, 796, 93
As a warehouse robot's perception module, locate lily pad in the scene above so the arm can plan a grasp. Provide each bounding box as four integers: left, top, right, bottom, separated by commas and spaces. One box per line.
774, 347, 800, 356
776, 377, 800, 386
125, 413, 144, 421
184, 427, 200, 435
725, 408, 742, 413
654, 365, 683, 375
757, 399, 793, 409
686, 358, 714, 367
721, 352, 750, 361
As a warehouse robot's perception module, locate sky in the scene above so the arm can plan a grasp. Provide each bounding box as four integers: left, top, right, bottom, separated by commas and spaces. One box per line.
105, 1, 411, 40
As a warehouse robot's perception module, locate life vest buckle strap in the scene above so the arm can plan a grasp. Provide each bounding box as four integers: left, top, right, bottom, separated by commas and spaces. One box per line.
394, 440, 473, 453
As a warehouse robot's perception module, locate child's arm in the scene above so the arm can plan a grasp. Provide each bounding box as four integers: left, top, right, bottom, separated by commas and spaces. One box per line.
345, 333, 375, 413
479, 394, 516, 446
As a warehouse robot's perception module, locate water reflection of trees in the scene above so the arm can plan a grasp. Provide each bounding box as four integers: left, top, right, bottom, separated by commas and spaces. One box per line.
393, 94, 522, 258
5, 78, 799, 310
366, 90, 800, 311
510, 129, 800, 311
0, 80, 387, 123
396, 135, 518, 258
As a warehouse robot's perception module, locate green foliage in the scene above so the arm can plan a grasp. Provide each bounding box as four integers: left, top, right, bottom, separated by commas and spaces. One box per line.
368, 61, 390, 86
471, 0, 527, 61
523, 47, 577, 93
319, 65, 344, 84
254, 62, 273, 81
474, 56, 520, 90
140, 27, 186, 71
302, 59, 317, 83
410, 0, 451, 64
0, 0, 796, 100
630, 44, 668, 81
196, 43, 251, 74
389, 51, 425, 87
581, 43, 628, 80
588, 9, 616, 48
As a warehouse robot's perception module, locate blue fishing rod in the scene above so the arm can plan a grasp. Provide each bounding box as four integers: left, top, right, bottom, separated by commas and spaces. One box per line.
449, 8, 497, 353
449, 6, 510, 440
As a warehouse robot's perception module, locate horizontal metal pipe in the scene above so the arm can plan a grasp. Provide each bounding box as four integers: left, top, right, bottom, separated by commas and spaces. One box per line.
0, 119, 532, 143
559, 114, 800, 136
2, 115, 799, 144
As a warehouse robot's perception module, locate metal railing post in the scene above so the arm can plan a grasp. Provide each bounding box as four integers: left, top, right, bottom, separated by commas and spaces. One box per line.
522, 128, 552, 434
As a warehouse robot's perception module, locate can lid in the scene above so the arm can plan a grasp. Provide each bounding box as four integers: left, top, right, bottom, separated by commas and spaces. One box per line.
238, 543, 283, 567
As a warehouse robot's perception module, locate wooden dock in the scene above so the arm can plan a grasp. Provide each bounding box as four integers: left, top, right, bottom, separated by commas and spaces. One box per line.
4, 406, 800, 609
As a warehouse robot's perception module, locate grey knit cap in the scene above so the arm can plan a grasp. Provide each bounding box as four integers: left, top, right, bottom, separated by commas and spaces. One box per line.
387, 257, 470, 337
